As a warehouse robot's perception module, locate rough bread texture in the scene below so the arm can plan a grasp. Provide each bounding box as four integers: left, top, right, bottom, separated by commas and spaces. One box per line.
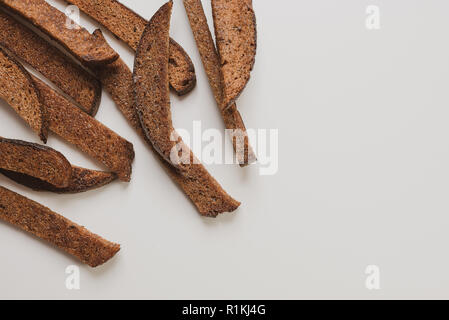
212, 0, 257, 109
32, 77, 135, 182
0, 186, 120, 267
96, 26, 239, 216
64, 0, 196, 95
0, 10, 101, 115
0, 166, 117, 194
0, 0, 118, 66
0, 47, 48, 142
0, 137, 72, 188
183, 0, 256, 166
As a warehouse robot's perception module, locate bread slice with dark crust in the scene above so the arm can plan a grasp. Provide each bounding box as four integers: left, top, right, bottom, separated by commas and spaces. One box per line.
0, 47, 48, 142
64, 0, 196, 95
183, 0, 256, 166
0, 137, 72, 188
0, 166, 117, 194
0, 186, 120, 267
32, 76, 135, 182
134, 2, 240, 216
0, 10, 102, 115
211, 0, 257, 109
0, 0, 118, 67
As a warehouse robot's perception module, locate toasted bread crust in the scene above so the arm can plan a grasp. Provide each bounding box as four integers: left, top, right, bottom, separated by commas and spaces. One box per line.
64, 0, 196, 95
0, 10, 102, 115
0, 186, 120, 267
0, 47, 48, 142
32, 77, 135, 182
1, 166, 117, 194
212, 0, 257, 109
0, 137, 72, 188
183, 0, 256, 166
0, 0, 119, 66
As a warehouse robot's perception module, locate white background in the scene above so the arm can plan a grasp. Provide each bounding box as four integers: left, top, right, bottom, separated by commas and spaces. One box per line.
1, 0, 449, 299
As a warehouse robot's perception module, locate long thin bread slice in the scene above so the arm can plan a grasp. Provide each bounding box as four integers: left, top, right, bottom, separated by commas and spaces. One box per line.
0, 10, 102, 115
0, 186, 120, 267
64, 0, 196, 95
0, 166, 116, 194
95, 32, 239, 216
0, 47, 48, 142
0, 0, 118, 66
31, 76, 134, 182
134, 2, 239, 216
183, 0, 256, 166
211, 0, 257, 109
0, 137, 72, 188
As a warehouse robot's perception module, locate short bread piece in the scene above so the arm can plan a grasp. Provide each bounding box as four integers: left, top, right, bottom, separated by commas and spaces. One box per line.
0, 10, 102, 115
65, 0, 196, 95
0, 186, 120, 267
0, 137, 72, 188
183, 0, 256, 166
212, 0, 257, 109
0, 47, 48, 142
32, 77, 135, 182
0, 0, 119, 66
0, 166, 117, 194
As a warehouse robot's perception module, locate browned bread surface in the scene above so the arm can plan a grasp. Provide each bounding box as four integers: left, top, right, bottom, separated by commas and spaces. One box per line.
0, 47, 48, 142
64, 0, 196, 95
0, 137, 72, 188
0, 10, 102, 115
96, 17, 239, 216
32, 76, 135, 182
1, 166, 117, 194
0, 0, 118, 66
212, 0, 256, 109
0, 186, 120, 267
183, 0, 256, 166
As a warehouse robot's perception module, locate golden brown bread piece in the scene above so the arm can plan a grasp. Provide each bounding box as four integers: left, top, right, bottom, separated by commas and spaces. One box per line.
0, 47, 48, 142
211, 0, 257, 109
0, 10, 102, 115
183, 0, 256, 166
0, 0, 118, 66
31, 76, 135, 182
95, 19, 239, 216
0, 166, 117, 194
0, 186, 120, 267
0, 137, 72, 188
64, 0, 196, 95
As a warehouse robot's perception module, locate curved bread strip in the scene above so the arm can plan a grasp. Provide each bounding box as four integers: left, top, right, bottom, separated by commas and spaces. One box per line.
65, 0, 196, 95
0, 0, 118, 66
0, 186, 120, 267
0, 10, 101, 115
32, 77, 135, 182
0, 47, 48, 142
0, 166, 116, 194
211, 0, 257, 109
183, 0, 256, 166
0, 137, 71, 188
96, 33, 239, 216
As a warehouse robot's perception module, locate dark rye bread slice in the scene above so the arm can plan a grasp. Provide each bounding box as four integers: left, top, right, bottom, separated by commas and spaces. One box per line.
31, 76, 135, 182
0, 186, 120, 267
0, 10, 101, 115
1, 166, 117, 194
64, 0, 196, 95
183, 0, 256, 166
0, 137, 72, 188
95, 30, 239, 216
0, 47, 48, 142
211, 0, 257, 109
0, 0, 118, 67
